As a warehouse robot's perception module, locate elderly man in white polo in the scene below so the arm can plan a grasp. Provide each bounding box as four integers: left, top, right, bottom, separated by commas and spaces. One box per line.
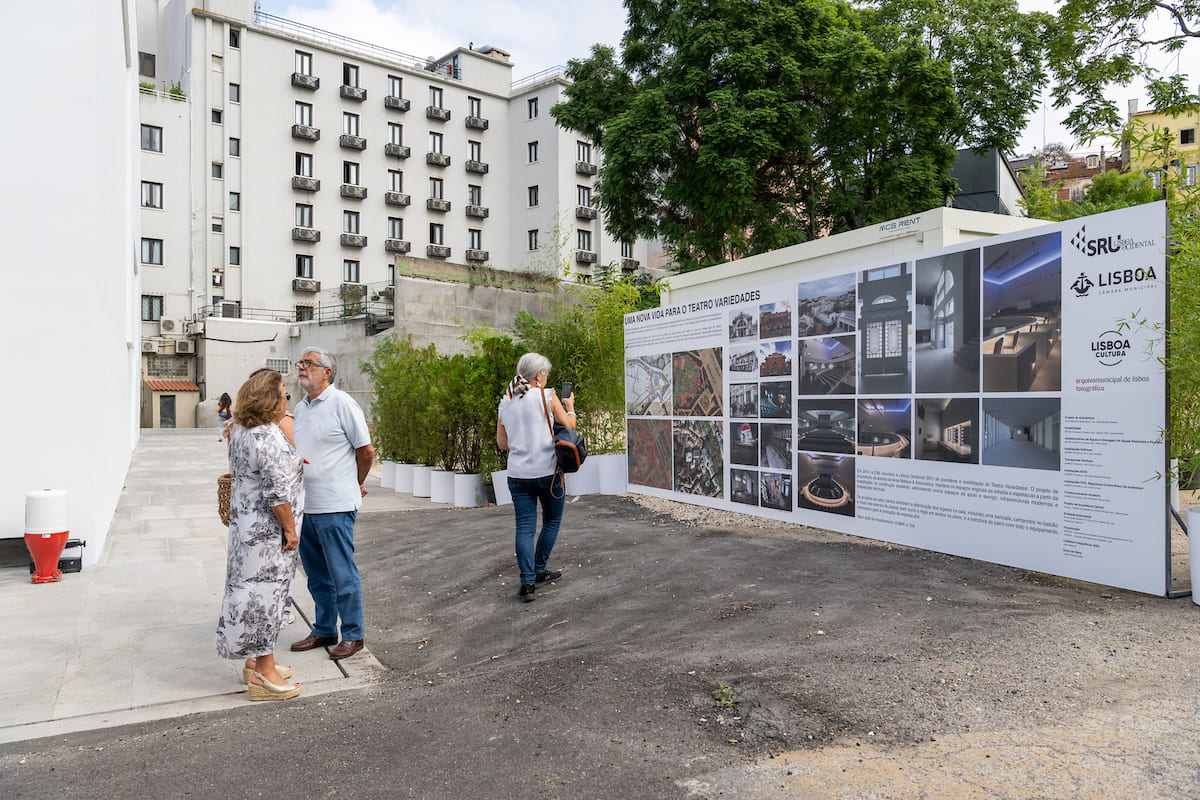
289, 347, 375, 660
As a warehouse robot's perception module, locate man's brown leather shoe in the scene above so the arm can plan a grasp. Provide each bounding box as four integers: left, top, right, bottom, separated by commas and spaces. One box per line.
329, 639, 364, 660
290, 634, 338, 652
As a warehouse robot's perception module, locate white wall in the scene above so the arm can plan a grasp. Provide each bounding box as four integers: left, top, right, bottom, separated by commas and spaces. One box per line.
0, 1, 141, 562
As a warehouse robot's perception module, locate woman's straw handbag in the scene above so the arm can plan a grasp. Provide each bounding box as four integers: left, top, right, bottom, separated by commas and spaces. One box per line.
217, 473, 232, 526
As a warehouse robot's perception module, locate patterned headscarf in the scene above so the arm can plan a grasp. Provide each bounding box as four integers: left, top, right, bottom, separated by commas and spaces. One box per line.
507, 374, 531, 399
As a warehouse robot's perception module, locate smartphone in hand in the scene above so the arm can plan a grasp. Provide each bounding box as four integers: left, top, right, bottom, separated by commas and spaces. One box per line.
561, 382, 573, 398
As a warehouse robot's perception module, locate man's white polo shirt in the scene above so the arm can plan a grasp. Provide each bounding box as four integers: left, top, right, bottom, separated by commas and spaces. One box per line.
294, 384, 372, 514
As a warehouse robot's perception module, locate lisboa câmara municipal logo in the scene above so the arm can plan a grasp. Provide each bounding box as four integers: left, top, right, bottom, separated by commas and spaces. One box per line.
1070, 273, 1094, 297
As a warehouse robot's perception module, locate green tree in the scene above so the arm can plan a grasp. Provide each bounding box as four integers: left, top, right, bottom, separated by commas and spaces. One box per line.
1021, 167, 1159, 220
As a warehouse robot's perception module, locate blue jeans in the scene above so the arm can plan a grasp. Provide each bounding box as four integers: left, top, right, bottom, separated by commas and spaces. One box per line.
299, 511, 364, 641
509, 474, 565, 585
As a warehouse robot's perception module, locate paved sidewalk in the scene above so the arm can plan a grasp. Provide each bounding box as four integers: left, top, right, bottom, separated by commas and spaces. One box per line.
0, 429, 438, 744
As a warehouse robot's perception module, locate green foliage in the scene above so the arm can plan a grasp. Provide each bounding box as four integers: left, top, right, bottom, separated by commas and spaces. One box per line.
712, 682, 739, 710
361, 335, 438, 464
1021, 165, 1159, 220
138, 81, 156, 93
167, 81, 186, 100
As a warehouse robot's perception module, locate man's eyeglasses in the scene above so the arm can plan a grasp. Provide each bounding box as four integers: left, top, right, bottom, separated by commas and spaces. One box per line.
296, 359, 328, 370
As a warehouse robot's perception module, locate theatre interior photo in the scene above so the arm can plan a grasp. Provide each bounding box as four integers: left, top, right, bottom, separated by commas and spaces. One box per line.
796, 399, 857, 455
856, 399, 912, 458
796, 454, 856, 516
798, 335, 856, 395
760, 423, 793, 469
797, 273, 856, 337
858, 263, 912, 394
915, 250, 981, 394
981, 232, 1062, 392
981, 397, 1061, 471
914, 398, 979, 463
731, 468, 759, 505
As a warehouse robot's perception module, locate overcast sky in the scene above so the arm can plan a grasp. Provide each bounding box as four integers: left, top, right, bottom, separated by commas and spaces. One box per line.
261, 0, 1200, 156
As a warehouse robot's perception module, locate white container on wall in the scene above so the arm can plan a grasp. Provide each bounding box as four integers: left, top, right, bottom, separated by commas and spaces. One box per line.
412, 465, 433, 498
430, 469, 454, 504
380, 461, 396, 490
394, 462, 414, 494
454, 473, 483, 508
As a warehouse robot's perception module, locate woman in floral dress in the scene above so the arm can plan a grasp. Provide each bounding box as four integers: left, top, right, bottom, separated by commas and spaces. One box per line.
214, 369, 305, 701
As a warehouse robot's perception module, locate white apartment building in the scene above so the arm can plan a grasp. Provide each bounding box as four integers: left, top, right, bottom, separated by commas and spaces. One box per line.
135, 0, 648, 425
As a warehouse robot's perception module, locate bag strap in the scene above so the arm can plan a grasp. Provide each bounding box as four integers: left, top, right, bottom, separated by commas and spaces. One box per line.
539, 388, 566, 499
539, 387, 555, 436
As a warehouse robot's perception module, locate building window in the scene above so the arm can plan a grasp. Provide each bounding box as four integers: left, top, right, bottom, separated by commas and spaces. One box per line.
577, 140, 592, 163
295, 102, 313, 126
295, 152, 313, 177
468, 96, 481, 117
229, 192, 240, 211
429, 177, 444, 199
141, 238, 164, 265
295, 50, 313, 75
469, 228, 482, 249
1182, 128, 1196, 146
430, 222, 444, 245
296, 254, 313, 278
212, 108, 223, 124
212, 53, 224, 71
388, 74, 402, 97
528, 97, 538, 119
577, 230, 592, 251
141, 181, 163, 209
1188, 164, 1199, 186
343, 210, 360, 234
229, 28, 240, 48
1085, 154, 1098, 168
387, 263, 395, 286
212, 162, 223, 179
138, 51, 156, 78
343, 161, 360, 185
527, 185, 539, 207
343, 259, 360, 283
388, 169, 403, 192
467, 184, 482, 205
296, 305, 314, 321
141, 295, 164, 321
141, 124, 163, 152
388, 217, 403, 239
229, 246, 241, 265
577, 185, 592, 206
211, 216, 223, 233
528, 141, 539, 162
429, 86, 443, 108
343, 63, 359, 87
621, 241, 634, 259
343, 112, 360, 136
468, 140, 482, 161
229, 83, 240, 102
429, 131, 444, 153
295, 203, 313, 227
229, 137, 240, 156
388, 122, 403, 145
528, 229, 539, 250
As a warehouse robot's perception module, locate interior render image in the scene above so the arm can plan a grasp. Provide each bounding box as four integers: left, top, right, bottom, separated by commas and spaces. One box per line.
981, 397, 1061, 471
981, 232, 1063, 393
856, 399, 911, 458
796, 399, 856, 455
914, 250, 981, 394
915, 398, 979, 463
796, 454, 856, 516
797, 336, 856, 395
858, 263, 912, 394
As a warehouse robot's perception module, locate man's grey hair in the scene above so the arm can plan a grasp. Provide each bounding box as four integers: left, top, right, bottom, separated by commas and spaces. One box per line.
515, 352, 551, 381
304, 347, 338, 382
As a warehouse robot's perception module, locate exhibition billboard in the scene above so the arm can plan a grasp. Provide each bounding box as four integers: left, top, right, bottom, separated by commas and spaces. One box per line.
624, 203, 1170, 594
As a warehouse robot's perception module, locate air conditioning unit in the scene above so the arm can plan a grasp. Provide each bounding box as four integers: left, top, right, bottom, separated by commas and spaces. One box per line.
159, 319, 178, 335
141, 340, 157, 353
288, 325, 301, 338
219, 301, 241, 319
174, 340, 196, 355
186, 321, 205, 336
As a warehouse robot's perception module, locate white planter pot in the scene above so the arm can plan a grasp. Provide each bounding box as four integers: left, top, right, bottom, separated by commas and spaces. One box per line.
380, 460, 396, 490
394, 462, 414, 494
453, 472, 484, 508
597, 453, 628, 495
1189, 507, 1200, 607
565, 457, 600, 496
492, 470, 512, 506
412, 465, 433, 498
430, 469, 454, 504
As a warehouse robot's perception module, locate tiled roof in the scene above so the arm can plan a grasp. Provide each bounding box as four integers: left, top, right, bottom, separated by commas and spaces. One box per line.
145, 380, 200, 392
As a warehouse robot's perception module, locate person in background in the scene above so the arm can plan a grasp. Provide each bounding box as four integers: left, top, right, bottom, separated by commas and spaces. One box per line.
216, 393, 232, 441
214, 370, 304, 701
495, 352, 576, 603
290, 348, 375, 660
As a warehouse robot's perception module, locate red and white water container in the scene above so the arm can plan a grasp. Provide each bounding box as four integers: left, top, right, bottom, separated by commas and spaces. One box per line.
25, 489, 69, 584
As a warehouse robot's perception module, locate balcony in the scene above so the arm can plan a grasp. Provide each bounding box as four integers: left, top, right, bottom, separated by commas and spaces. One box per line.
427, 244, 451, 258
384, 95, 410, 112
384, 191, 411, 206
291, 73, 319, 90
341, 184, 368, 199
465, 115, 489, 131
576, 161, 598, 176
575, 249, 598, 264
339, 134, 367, 150
465, 160, 489, 175
340, 84, 367, 102
384, 238, 411, 253
384, 143, 411, 158
291, 124, 320, 141
426, 152, 451, 167
291, 176, 321, 192
426, 198, 451, 212
576, 205, 598, 220
292, 227, 321, 243
426, 106, 451, 121
465, 204, 489, 219
292, 277, 320, 293
622, 257, 640, 271
465, 249, 489, 262
340, 233, 368, 247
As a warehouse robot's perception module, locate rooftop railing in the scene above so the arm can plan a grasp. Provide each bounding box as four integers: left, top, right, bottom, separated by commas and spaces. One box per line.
511, 66, 566, 93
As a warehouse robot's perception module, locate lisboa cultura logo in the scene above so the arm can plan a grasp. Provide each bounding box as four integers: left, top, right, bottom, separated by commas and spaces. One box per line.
1091, 329, 1130, 366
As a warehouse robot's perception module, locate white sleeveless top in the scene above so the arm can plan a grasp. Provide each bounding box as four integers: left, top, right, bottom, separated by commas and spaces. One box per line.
497, 388, 557, 479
